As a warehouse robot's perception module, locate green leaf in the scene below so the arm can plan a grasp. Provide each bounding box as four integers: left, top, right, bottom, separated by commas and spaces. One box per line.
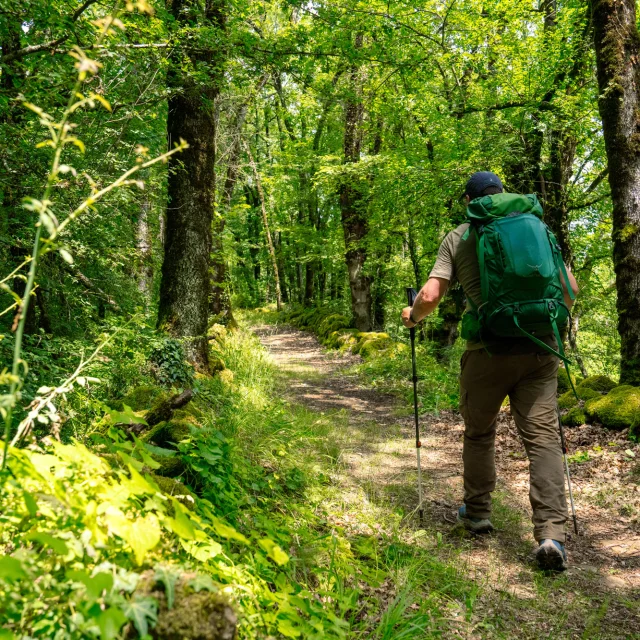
67, 570, 114, 600
122, 597, 158, 637
128, 514, 161, 565
188, 574, 217, 593
258, 538, 290, 566
97, 607, 127, 640
211, 518, 248, 544
107, 404, 146, 426
165, 501, 196, 541
25, 532, 69, 555
180, 539, 222, 562
0, 629, 16, 640
0, 557, 26, 581
121, 463, 158, 495
23, 490, 38, 516
277, 618, 302, 638
154, 565, 178, 609
59, 248, 74, 264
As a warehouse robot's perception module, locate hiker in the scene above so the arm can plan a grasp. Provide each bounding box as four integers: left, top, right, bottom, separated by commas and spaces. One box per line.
401, 171, 579, 571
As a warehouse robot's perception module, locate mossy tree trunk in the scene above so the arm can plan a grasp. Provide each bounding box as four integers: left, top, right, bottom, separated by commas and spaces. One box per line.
591, 0, 640, 384
339, 33, 372, 331
158, 0, 226, 372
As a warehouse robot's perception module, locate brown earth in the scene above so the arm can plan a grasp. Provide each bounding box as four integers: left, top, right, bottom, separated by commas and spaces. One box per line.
254, 323, 640, 634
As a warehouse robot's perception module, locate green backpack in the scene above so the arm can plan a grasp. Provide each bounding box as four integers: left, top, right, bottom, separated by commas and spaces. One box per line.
461, 192, 575, 363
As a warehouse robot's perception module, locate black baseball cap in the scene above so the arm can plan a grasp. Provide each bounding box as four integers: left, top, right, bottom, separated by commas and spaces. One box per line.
465, 171, 504, 200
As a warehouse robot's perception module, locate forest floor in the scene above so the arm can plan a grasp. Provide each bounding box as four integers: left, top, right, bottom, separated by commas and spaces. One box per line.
251, 318, 640, 638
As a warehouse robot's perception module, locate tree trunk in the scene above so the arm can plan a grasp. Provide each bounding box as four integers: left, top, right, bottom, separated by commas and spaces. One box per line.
591, 0, 640, 384
543, 130, 577, 267
158, 0, 226, 372
136, 195, 154, 302
244, 141, 282, 311
339, 34, 372, 331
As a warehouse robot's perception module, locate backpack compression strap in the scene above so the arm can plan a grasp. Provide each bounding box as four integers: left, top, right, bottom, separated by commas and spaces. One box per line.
512, 306, 580, 401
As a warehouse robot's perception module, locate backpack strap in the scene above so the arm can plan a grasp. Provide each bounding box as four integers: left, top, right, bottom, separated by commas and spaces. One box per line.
477, 231, 489, 302
512, 305, 580, 401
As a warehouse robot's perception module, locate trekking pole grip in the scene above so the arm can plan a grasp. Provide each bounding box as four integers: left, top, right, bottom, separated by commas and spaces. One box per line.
406, 287, 418, 307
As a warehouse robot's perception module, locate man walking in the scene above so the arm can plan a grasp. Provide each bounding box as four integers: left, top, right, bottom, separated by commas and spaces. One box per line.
401, 171, 579, 571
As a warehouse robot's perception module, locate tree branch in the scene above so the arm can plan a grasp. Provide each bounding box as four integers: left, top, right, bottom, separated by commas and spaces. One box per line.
1, 38, 67, 64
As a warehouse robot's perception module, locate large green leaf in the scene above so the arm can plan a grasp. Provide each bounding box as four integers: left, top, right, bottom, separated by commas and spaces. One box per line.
96, 607, 127, 640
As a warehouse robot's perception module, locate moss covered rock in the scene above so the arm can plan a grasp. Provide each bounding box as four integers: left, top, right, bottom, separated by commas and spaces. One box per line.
150, 475, 195, 510
114, 386, 167, 412
136, 571, 236, 640
351, 332, 391, 356
557, 386, 600, 410
562, 406, 586, 427
557, 367, 579, 395
358, 335, 392, 358
584, 385, 640, 431
578, 375, 618, 393
144, 419, 194, 447
150, 454, 187, 478
172, 408, 204, 424
324, 328, 358, 350
317, 313, 351, 340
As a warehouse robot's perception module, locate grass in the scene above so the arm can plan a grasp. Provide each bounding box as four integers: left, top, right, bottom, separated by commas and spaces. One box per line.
240, 309, 640, 639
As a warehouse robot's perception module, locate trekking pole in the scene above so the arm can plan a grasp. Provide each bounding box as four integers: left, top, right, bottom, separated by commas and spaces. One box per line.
406, 287, 424, 523
556, 405, 579, 535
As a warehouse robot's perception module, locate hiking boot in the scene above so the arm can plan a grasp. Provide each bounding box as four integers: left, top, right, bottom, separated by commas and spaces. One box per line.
457, 505, 494, 533
536, 539, 567, 572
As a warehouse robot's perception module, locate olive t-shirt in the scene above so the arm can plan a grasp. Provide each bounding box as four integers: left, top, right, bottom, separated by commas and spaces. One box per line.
429, 223, 558, 353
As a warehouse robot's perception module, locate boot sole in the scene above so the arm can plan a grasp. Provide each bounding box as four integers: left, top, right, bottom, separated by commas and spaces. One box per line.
457, 514, 494, 534
536, 544, 567, 572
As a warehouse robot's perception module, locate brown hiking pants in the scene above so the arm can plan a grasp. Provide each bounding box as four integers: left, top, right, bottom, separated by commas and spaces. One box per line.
459, 349, 567, 543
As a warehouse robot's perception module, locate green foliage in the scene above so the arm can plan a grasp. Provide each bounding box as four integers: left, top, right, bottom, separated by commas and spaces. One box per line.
149, 338, 195, 387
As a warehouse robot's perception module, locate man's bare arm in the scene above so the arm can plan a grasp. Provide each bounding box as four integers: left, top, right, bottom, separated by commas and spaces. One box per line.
560, 267, 579, 309
401, 277, 449, 328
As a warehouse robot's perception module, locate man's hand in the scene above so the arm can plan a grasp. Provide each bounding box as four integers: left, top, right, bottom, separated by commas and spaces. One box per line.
401, 277, 449, 329
401, 306, 416, 328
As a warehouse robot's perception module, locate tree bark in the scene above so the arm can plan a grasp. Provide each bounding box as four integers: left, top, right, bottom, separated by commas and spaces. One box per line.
136, 195, 154, 302
591, 0, 640, 384
244, 141, 282, 311
339, 33, 372, 331
158, 0, 226, 372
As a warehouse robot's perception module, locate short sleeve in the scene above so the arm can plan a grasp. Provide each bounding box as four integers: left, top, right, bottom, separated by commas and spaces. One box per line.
429, 230, 457, 283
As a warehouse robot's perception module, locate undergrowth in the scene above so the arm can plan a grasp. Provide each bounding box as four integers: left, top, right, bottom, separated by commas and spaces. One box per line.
0, 318, 472, 639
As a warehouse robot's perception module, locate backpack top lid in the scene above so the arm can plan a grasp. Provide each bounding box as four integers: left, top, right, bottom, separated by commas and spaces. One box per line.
466, 192, 543, 224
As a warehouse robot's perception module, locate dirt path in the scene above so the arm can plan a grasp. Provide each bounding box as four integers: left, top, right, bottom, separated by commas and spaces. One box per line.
255, 323, 640, 629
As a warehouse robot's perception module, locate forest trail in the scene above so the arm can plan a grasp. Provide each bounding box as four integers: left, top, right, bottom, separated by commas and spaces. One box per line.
254, 322, 640, 634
